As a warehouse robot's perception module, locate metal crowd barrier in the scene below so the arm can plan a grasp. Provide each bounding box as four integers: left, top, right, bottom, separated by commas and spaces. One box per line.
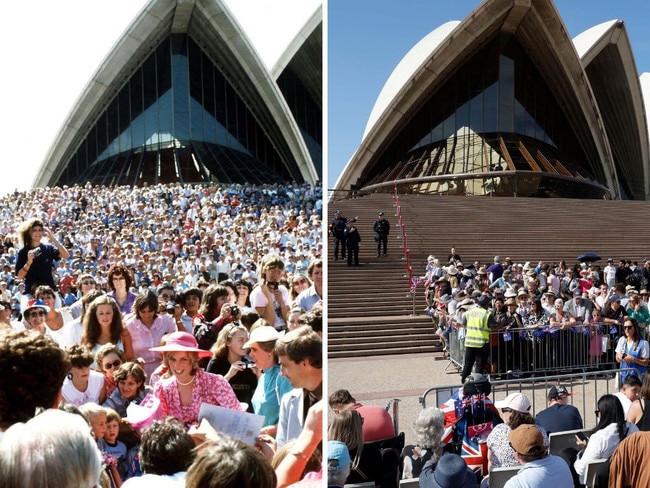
419, 369, 623, 431
444, 322, 617, 375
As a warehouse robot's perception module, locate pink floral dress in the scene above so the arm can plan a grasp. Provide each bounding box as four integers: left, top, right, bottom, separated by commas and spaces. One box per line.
153, 368, 242, 428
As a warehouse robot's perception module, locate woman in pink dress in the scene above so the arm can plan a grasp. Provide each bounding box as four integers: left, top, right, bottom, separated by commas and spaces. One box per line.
150, 331, 244, 429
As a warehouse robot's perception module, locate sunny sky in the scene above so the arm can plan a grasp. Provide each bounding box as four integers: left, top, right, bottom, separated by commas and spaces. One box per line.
0, 1, 150, 198
2, 1, 650, 200
328, 0, 650, 193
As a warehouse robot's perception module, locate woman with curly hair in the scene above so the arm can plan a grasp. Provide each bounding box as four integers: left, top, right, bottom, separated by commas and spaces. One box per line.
82, 295, 135, 365
94, 342, 124, 398
15, 217, 70, 301
106, 263, 137, 316
401, 407, 445, 479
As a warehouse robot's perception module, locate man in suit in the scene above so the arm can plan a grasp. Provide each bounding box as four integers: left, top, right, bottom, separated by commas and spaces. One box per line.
563, 289, 592, 324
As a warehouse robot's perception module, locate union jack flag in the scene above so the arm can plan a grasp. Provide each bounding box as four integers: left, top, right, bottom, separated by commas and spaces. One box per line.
409, 276, 419, 294
438, 389, 501, 478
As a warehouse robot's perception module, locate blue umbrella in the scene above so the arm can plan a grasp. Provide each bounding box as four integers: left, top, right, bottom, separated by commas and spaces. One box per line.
577, 253, 601, 262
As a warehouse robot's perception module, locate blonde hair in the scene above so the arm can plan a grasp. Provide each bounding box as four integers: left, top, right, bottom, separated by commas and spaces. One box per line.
211, 323, 248, 359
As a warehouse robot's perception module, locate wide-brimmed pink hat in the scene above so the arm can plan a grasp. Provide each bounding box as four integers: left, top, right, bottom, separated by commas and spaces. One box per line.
149, 331, 212, 357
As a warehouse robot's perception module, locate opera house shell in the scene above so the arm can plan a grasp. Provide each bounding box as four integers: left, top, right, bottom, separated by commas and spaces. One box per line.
33, 0, 321, 189
334, 0, 650, 201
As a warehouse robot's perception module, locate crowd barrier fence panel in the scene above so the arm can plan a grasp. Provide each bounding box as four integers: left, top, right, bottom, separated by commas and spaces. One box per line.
419, 368, 623, 431
445, 322, 616, 375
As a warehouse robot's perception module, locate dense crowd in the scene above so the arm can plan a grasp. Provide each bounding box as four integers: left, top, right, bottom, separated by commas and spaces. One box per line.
421, 250, 650, 377
0, 181, 324, 488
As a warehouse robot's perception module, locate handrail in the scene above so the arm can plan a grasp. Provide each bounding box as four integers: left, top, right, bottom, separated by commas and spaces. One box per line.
393, 183, 417, 316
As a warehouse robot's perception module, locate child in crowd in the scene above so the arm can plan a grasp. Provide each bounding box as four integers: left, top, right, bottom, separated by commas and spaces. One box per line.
79, 403, 123, 488
101, 408, 129, 481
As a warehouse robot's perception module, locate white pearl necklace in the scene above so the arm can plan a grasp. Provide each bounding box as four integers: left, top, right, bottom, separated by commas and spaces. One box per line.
176, 375, 196, 386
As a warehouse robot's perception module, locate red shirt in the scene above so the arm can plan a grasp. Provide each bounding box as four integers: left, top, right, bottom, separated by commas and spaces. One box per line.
352, 403, 396, 442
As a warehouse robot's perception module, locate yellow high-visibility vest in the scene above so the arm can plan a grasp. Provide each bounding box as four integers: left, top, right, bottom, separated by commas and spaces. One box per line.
464, 306, 490, 348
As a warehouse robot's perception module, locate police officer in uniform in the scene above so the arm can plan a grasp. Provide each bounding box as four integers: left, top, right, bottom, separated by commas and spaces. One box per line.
329, 210, 348, 261
373, 211, 390, 257
345, 218, 361, 267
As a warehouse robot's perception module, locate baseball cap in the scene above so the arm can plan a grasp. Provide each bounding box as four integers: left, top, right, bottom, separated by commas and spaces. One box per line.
508, 424, 545, 456
573, 289, 583, 297
548, 385, 574, 401
494, 392, 531, 413
378, 211, 384, 216
327, 440, 350, 472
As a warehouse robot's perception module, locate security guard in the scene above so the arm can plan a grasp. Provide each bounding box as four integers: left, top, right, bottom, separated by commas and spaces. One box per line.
373, 211, 390, 257
460, 294, 495, 383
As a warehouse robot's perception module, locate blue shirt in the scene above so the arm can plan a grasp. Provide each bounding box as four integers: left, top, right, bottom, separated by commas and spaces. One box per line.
503, 455, 573, 488
251, 363, 293, 427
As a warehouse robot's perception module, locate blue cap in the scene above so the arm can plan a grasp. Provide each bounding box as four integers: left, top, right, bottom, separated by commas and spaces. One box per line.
327, 440, 350, 470
610, 296, 621, 303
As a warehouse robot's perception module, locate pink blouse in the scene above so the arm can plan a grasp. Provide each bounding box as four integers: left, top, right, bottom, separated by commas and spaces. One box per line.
153, 368, 243, 427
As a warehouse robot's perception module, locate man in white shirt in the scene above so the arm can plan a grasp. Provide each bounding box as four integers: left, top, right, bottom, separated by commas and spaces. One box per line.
604, 258, 617, 288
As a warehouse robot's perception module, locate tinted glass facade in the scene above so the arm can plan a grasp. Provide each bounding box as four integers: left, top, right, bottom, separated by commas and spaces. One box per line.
359, 37, 609, 198
57, 35, 300, 188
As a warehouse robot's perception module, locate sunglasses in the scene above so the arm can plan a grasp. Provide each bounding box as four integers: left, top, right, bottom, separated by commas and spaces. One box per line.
102, 359, 122, 370
624, 325, 635, 330
501, 408, 513, 413
82, 280, 96, 286
28, 311, 46, 318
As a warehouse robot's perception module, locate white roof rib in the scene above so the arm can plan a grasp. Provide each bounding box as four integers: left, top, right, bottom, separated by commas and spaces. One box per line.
222, 0, 321, 73
363, 21, 460, 140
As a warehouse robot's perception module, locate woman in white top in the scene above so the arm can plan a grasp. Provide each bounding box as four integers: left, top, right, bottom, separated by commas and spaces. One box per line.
61, 344, 106, 406
573, 394, 638, 485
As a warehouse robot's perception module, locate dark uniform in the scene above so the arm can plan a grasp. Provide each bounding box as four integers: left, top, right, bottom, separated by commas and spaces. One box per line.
329, 210, 348, 260
345, 219, 361, 267
373, 212, 390, 257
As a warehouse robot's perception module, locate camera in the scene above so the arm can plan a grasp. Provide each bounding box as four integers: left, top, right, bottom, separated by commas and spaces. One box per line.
165, 301, 176, 314
267, 281, 279, 290
230, 305, 239, 316
32, 248, 42, 257
242, 356, 256, 369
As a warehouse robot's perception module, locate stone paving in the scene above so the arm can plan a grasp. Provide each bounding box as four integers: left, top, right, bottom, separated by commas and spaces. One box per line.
328, 351, 619, 446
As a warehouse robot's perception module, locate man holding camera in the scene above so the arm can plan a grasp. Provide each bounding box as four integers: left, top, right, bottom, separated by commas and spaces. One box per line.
250, 253, 290, 331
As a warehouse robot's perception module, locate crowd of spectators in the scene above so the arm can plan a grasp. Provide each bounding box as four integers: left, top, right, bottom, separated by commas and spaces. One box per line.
0, 181, 324, 487
424, 251, 650, 375
0, 181, 322, 313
